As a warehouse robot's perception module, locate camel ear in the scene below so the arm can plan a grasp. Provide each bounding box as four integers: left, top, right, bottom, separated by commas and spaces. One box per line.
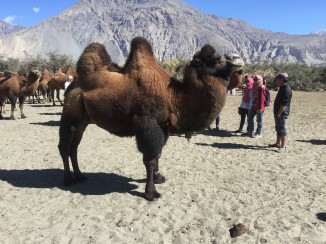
191, 58, 202, 67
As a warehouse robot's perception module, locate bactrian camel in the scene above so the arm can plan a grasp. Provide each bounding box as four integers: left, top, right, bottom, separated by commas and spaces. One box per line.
0, 70, 41, 120
38, 68, 53, 103
48, 66, 77, 106
58, 37, 244, 201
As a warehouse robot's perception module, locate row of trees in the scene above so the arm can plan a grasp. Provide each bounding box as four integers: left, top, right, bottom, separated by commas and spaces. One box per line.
1, 53, 326, 91
245, 62, 326, 91
161, 59, 326, 91
0, 51, 75, 75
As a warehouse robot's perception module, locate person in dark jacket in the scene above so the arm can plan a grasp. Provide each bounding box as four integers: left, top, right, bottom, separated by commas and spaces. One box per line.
271, 72, 292, 153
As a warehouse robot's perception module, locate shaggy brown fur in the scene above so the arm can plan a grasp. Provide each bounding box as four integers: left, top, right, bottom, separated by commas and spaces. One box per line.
0, 70, 41, 119
48, 66, 77, 106
58, 37, 244, 201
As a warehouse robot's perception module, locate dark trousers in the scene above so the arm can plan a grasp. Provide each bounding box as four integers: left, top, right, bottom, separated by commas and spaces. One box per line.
238, 107, 249, 131
216, 114, 220, 127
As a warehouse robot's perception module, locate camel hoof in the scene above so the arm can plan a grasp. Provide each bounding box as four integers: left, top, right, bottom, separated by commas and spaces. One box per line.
154, 173, 166, 184
21, 115, 27, 119
144, 191, 161, 201
74, 174, 87, 183
10, 117, 15, 120
63, 174, 74, 186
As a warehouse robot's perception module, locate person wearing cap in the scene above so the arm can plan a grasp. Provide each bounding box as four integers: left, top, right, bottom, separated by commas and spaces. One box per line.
246, 74, 266, 138
271, 72, 292, 153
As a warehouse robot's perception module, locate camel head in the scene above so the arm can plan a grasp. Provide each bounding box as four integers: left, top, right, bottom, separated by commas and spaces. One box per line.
190, 44, 244, 88
27, 70, 42, 82
65, 65, 77, 80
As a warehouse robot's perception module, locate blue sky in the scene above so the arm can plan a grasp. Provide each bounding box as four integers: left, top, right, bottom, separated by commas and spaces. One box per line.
0, 0, 325, 35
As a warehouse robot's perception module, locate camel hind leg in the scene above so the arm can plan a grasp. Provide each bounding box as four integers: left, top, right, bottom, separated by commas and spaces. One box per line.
58, 118, 75, 185
58, 117, 88, 185
69, 121, 88, 183
0, 97, 5, 119
58, 86, 88, 185
56, 89, 64, 106
8, 94, 18, 120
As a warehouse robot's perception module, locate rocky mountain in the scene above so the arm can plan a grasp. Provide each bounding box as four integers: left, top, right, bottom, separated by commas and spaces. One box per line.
311, 29, 326, 36
0, 0, 326, 66
0, 20, 25, 36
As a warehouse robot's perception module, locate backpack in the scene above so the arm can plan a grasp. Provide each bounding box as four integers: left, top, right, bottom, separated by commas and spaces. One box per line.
264, 88, 272, 106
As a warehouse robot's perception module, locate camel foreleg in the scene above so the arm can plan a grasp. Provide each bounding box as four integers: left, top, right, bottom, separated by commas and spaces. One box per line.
152, 153, 165, 184
143, 155, 161, 201
18, 96, 27, 119
154, 124, 169, 184
135, 117, 167, 200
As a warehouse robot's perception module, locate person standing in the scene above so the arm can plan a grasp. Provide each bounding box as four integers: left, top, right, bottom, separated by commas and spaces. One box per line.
235, 76, 254, 134
64, 75, 74, 91
215, 113, 220, 131
272, 72, 292, 153
246, 75, 266, 138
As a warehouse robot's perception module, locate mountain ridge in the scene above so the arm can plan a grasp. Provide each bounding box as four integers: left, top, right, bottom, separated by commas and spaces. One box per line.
1, 0, 326, 65
0, 20, 26, 37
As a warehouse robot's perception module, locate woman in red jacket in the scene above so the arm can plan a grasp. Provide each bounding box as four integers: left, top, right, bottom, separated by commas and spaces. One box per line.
246, 74, 266, 138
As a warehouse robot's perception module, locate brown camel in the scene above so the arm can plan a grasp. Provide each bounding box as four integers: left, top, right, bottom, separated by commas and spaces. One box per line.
0, 70, 41, 120
48, 66, 77, 106
58, 37, 244, 201
38, 68, 53, 103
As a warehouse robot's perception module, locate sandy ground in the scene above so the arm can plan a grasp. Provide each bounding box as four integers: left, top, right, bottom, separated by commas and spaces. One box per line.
0, 91, 325, 244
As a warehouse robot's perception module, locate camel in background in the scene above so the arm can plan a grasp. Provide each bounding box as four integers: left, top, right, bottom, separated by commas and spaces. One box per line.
0, 70, 41, 119
48, 65, 77, 106
38, 68, 53, 103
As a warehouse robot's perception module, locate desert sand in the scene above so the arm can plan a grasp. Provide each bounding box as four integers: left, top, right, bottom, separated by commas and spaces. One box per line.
0, 91, 325, 243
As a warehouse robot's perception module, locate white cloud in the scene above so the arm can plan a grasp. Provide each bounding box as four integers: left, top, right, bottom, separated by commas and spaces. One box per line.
3, 15, 16, 24
33, 7, 40, 13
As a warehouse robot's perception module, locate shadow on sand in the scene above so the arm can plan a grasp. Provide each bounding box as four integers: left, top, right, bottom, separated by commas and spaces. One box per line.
38, 112, 62, 116
316, 212, 326, 221
196, 142, 272, 151
0, 168, 143, 198
296, 139, 326, 145
30, 104, 55, 108
198, 129, 234, 138
30, 120, 60, 126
